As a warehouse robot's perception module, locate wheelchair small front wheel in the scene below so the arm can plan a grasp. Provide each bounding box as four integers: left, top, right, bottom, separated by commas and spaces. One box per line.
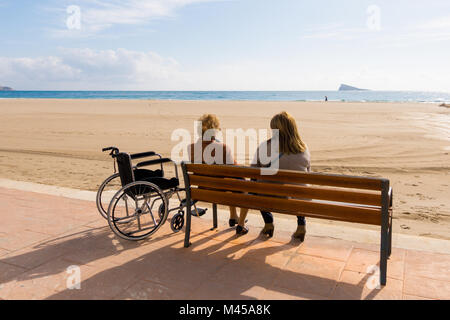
158, 202, 168, 220
170, 212, 184, 233
107, 181, 168, 241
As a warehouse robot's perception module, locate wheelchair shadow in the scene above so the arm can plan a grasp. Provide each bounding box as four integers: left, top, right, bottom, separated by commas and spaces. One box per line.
0, 220, 387, 300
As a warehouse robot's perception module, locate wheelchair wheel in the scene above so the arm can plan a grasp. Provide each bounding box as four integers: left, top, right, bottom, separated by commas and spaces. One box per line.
170, 212, 184, 233
96, 173, 121, 220
107, 181, 168, 241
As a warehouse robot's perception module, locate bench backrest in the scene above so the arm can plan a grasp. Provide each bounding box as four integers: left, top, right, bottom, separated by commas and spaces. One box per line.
182, 163, 390, 226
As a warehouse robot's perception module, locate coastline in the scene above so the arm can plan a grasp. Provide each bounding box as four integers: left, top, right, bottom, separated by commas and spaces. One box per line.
1, 89, 450, 104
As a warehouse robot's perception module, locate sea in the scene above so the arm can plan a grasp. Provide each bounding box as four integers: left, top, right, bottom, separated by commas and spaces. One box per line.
0, 90, 450, 103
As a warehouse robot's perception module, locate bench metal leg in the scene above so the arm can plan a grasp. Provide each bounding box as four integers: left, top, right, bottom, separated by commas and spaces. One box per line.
388, 215, 393, 257
212, 203, 218, 229
380, 180, 390, 286
182, 162, 192, 248
380, 224, 388, 286
184, 200, 192, 248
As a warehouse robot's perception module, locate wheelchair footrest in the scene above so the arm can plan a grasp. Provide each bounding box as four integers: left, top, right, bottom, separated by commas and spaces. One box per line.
191, 208, 207, 217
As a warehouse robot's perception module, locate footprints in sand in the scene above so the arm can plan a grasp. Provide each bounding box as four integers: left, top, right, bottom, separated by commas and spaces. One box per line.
405, 193, 435, 200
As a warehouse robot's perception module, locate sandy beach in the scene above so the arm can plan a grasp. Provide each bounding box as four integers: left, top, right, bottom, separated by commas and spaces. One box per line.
0, 99, 449, 239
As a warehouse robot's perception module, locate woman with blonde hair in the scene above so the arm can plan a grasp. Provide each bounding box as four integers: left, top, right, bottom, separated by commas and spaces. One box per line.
247, 111, 311, 240
188, 114, 249, 235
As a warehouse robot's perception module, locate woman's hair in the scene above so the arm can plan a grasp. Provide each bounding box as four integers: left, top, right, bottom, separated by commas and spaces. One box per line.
270, 111, 307, 154
199, 114, 220, 135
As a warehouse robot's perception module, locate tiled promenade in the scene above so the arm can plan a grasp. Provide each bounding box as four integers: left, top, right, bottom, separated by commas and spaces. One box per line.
0, 186, 449, 300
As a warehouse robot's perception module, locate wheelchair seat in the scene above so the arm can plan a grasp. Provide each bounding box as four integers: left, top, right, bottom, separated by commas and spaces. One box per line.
141, 177, 179, 190
134, 168, 163, 180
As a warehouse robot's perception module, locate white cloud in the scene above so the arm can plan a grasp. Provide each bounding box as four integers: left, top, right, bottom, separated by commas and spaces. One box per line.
301, 28, 367, 41
418, 15, 450, 30
0, 48, 182, 90
49, 0, 218, 37
301, 17, 450, 47
0, 56, 81, 83
1, 46, 449, 92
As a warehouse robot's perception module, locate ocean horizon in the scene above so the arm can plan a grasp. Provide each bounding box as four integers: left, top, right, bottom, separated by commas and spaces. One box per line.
1, 90, 449, 103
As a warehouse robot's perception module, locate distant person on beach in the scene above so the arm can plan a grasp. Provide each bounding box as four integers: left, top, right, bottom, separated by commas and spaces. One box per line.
187, 114, 249, 234
325, 96, 328, 101
238, 111, 311, 240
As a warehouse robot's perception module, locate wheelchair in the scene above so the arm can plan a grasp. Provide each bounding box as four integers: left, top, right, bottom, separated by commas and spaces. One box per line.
96, 147, 207, 241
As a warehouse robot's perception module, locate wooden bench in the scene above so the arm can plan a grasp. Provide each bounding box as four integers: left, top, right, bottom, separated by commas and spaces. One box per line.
181, 163, 393, 285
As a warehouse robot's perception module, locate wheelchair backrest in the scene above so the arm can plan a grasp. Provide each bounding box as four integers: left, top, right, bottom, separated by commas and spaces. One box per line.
115, 153, 135, 187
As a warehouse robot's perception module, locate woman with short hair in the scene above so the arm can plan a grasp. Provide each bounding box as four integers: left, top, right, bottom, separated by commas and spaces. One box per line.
188, 114, 249, 235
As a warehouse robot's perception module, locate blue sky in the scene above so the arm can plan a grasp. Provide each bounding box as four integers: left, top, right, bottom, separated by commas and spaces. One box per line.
1, 0, 449, 91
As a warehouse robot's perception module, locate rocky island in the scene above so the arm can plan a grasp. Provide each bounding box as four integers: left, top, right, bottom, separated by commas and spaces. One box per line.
0, 86, 13, 91
338, 84, 368, 91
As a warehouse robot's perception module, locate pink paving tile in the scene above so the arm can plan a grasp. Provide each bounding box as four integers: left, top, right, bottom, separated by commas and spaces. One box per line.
114, 279, 192, 300
0, 243, 68, 270
261, 287, 329, 300
273, 255, 345, 297
284, 254, 345, 279
140, 253, 231, 291
236, 238, 299, 268
403, 294, 434, 300
338, 270, 403, 292
47, 261, 144, 300
0, 261, 27, 284
0, 229, 52, 251
176, 236, 253, 263
330, 282, 403, 300
61, 246, 124, 267
0, 257, 96, 300
191, 281, 266, 300
403, 275, 450, 300
209, 257, 282, 288
273, 273, 338, 298
344, 247, 405, 280
197, 225, 261, 245
0, 248, 9, 257
404, 249, 450, 282
351, 241, 406, 256
296, 236, 353, 262
7, 215, 90, 237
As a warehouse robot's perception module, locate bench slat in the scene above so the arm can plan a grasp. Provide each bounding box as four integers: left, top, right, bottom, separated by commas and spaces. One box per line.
186, 164, 384, 190
189, 175, 382, 207
190, 188, 382, 225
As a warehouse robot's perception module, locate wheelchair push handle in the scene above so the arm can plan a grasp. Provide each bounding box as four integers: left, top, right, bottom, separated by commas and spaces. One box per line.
102, 146, 120, 157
